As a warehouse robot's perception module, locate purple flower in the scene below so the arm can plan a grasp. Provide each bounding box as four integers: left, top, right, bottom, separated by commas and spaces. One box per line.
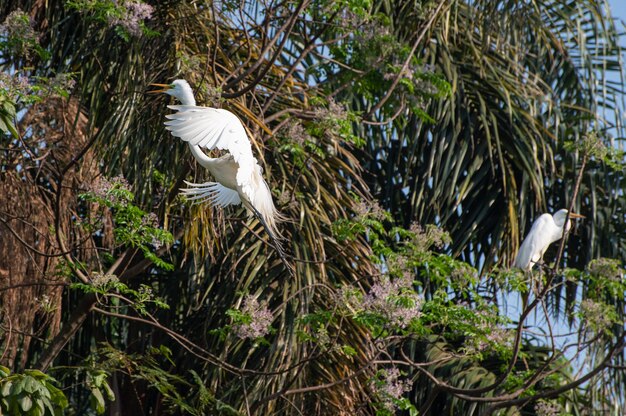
409, 222, 450, 251
534, 400, 562, 416
462, 308, 513, 354
282, 121, 309, 146
142, 212, 159, 227
108, 0, 154, 37
0, 9, 39, 57
90, 272, 119, 287
314, 99, 347, 125
232, 296, 274, 339
0, 73, 31, 101
354, 199, 387, 221
371, 367, 412, 412
91, 175, 131, 205
362, 274, 422, 329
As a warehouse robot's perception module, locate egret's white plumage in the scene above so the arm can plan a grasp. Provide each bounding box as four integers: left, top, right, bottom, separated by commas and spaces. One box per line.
150, 79, 282, 237
514, 209, 584, 271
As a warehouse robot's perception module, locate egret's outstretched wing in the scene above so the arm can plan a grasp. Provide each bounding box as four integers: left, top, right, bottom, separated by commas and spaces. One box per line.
513, 213, 553, 270
180, 181, 241, 207
165, 105, 253, 169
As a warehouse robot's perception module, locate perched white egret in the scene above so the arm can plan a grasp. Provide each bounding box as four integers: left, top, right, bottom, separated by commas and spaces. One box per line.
149, 79, 282, 239
513, 209, 585, 271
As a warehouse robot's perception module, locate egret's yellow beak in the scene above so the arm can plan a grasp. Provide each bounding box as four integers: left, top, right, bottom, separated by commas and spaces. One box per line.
569, 212, 585, 219
148, 83, 172, 94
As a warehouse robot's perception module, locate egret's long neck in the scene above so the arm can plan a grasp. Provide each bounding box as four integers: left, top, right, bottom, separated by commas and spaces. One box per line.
178, 90, 196, 106
188, 143, 215, 169
174, 88, 212, 167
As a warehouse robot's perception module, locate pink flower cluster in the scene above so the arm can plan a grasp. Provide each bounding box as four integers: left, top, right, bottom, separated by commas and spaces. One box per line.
371, 367, 413, 412
534, 400, 562, 416
579, 299, 613, 334
462, 307, 512, 354
108, 0, 153, 37
0, 9, 39, 57
314, 98, 347, 124
233, 296, 274, 339
0, 73, 31, 101
354, 199, 387, 221
91, 175, 131, 205
283, 121, 309, 145
409, 222, 450, 250
363, 274, 422, 328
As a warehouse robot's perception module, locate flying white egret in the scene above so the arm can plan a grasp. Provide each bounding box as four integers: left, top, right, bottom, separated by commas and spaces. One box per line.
513, 209, 584, 271
149, 79, 283, 241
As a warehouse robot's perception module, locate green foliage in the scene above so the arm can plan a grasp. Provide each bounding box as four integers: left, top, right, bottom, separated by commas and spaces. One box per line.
297, 310, 335, 342
0, 96, 18, 139
84, 370, 115, 415
80, 176, 174, 271
493, 267, 529, 295
71, 279, 169, 315
66, 0, 156, 40
0, 10, 74, 137
0, 72, 76, 109
276, 130, 327, 169
29, 74, 77, 100
333, 201, 513, 361
0, 9, 49, 60
502, 370, 535, 396
585, 258, 625, 298
81, 345, 240, 416
0, 367, 68, 416
576, 299, 619, 336
277, 98, 364, 167
309, 0, 372, 19
564, 132, 625, 171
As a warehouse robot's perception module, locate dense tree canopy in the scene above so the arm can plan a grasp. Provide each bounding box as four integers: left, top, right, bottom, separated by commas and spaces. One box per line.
0, 0, 625, 415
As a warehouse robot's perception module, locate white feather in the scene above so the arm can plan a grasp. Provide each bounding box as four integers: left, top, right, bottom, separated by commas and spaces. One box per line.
180, 181, 241, 207
514, 209, 574, 271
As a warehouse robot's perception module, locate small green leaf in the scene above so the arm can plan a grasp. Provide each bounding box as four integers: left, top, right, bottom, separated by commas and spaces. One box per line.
90, 388, 106, 414
23, 377, 38, 394
10, 378, 25, 395
0, 101, 19, 139
341, 345, 357, 356
19, 395, 33, 412
102, 382, 115, 401
39, 383, 51, 399
1, 381, 12, 396
45, 382, 68, 409
34, 397, 45, 415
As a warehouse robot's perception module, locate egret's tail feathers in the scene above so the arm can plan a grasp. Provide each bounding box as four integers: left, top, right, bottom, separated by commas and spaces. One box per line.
242, 197, 284, 240
241, 171, 286, 239
180, 181, 241, 207
246, 202, 294, 277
